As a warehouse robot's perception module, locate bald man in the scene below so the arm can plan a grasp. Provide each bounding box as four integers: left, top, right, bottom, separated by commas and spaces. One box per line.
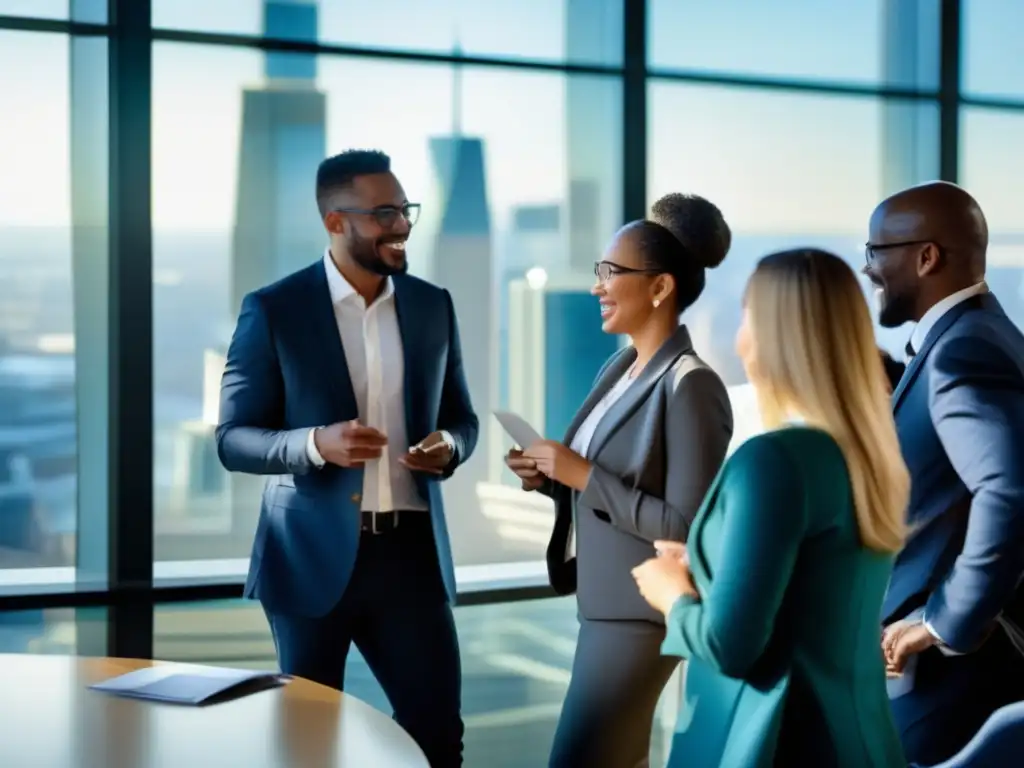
864, 181, 1024, 765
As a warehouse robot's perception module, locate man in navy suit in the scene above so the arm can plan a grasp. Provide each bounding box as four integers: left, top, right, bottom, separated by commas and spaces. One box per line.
864, 181, 1024, 765
217, 149, 478, 766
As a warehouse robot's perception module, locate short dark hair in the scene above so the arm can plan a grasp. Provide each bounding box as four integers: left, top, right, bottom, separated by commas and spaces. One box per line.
315, 149, 391, 218
640, 193, 732, 313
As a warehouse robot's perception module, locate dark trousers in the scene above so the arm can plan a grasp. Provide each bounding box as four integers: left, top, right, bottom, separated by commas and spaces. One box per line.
892, 629, 1024, 766
264, 513, 463, 768
550, 618, 678, 768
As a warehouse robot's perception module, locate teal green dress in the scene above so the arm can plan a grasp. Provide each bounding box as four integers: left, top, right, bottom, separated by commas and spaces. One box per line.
663, 427, 905, 767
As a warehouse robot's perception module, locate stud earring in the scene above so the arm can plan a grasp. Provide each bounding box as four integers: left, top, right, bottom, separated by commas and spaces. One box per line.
653, 299, 661, 308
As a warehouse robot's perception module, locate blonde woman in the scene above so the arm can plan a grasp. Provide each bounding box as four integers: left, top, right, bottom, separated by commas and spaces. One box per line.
632, 248, 909, 767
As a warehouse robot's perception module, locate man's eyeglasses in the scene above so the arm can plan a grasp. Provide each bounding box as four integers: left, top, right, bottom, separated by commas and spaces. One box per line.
864, 239, 933, 266
593, 260, 661, 283
333, 202, 421, 228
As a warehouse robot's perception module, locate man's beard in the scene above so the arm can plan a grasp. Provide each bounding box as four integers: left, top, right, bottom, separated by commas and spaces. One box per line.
878, 287, 914, 329
350, 232, 408, 277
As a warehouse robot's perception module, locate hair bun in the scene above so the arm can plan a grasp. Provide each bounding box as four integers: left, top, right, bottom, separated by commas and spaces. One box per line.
650, 193, 732, 269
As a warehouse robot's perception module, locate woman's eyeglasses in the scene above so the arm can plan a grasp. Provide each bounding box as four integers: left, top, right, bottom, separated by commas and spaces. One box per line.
593, 261, 661, 283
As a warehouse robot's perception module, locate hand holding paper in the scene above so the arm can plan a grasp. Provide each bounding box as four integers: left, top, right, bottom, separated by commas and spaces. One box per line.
493, 410, 592, 491
522, 440, 592, 492
505, 447, 546, 492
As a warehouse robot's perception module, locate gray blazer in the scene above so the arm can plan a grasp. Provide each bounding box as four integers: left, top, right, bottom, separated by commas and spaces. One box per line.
545, 325, 733, 623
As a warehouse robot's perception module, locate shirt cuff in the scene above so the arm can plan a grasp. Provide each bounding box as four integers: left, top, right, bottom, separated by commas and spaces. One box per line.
923, 615, 964, 656
306, 428, 326, 469
439, 430, 456, 457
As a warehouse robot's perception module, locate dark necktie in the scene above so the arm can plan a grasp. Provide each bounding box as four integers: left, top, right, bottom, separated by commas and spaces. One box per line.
905, 340, 915, 359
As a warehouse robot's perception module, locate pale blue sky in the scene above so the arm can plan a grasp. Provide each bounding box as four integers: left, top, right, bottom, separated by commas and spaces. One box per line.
0, 1, 1023, 235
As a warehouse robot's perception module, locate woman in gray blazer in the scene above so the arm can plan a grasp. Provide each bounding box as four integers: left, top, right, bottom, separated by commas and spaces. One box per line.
506, 194, 735, 768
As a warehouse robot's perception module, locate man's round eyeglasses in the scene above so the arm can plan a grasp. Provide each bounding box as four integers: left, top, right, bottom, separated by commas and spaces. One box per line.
333, 202, 421, 228
864, 239, 933, 266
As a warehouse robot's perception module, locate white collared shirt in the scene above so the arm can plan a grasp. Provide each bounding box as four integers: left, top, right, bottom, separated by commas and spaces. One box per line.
306, 251, 427, 512
908, 281, 988, 355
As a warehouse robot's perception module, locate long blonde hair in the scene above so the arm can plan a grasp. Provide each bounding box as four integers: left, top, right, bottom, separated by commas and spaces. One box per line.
745, 248, 909, 553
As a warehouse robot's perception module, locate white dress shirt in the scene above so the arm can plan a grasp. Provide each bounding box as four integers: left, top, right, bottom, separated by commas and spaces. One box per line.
306, 251, 428, 513
907, 281, 988, 356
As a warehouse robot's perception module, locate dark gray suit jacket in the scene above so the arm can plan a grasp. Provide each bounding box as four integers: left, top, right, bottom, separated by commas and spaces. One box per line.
545, 325, 733, 623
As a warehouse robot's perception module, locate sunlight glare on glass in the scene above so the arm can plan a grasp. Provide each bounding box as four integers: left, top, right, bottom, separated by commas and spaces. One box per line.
525, 267, 548, 290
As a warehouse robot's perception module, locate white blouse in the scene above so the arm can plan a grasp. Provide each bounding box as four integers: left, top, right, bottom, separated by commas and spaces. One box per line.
570, 369, 635, 458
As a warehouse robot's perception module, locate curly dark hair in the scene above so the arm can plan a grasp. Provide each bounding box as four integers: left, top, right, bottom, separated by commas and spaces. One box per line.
651, 193, 731, 269
629, 193, 732, 313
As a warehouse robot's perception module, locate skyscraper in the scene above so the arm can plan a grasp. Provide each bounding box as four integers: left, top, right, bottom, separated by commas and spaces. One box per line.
230, 0, 326, 313
426, 138, 495, 518
230, 2, 325, 315
173, 1, 327, 541
424, 50, 496, 555
566, 0, 622, 273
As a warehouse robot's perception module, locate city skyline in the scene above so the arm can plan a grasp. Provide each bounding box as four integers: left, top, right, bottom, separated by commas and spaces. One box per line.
2, 3, 1024, 572
2, 6, 1023, 754
1, 2, 1023, 236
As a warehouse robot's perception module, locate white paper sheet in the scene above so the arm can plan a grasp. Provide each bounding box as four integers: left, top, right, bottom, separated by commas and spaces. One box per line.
493, 411, 544, 449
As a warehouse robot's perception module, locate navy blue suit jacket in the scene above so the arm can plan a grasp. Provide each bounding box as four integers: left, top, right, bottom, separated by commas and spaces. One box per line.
923, 701, 1024, 768
216, 260, 478, 617
884, 293, 1024, 652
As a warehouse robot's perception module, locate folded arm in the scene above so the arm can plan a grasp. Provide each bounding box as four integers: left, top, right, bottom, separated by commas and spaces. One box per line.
437, 289, 479, 478
215, 292, 313, 476
924, 334, 1024, 653
577, 367, 732, 542
661, 436, 806, 678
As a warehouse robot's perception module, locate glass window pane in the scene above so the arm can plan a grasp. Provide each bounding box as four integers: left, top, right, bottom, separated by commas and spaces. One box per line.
0, 1, 67, 18
648, 0, 939, 90
154, 597, 678, 766
962, 2, 1024, 100
0, 608, 104, 654
0, 0, 105, 22
0, 31, 80, 575
152, 42, 622, 568
649, 84, 937, 445
960, 108, 1024, 332
151, 0, 622, 67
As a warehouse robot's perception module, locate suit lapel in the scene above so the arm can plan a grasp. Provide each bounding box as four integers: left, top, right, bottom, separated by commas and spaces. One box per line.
308, 262, 358, 417
562, 347, 635, 446
892, 294, 991, 412
392, 276, 421, 441
585, 325, 695, 460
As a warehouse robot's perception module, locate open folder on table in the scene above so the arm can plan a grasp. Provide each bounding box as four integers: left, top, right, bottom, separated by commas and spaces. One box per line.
89, 664, 291, 706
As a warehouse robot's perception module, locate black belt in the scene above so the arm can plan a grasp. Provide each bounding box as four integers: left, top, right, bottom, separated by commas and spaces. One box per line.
360, 510, 401, 535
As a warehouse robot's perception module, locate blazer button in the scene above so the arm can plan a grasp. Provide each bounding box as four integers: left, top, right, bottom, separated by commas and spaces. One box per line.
351, 493, 362, 505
